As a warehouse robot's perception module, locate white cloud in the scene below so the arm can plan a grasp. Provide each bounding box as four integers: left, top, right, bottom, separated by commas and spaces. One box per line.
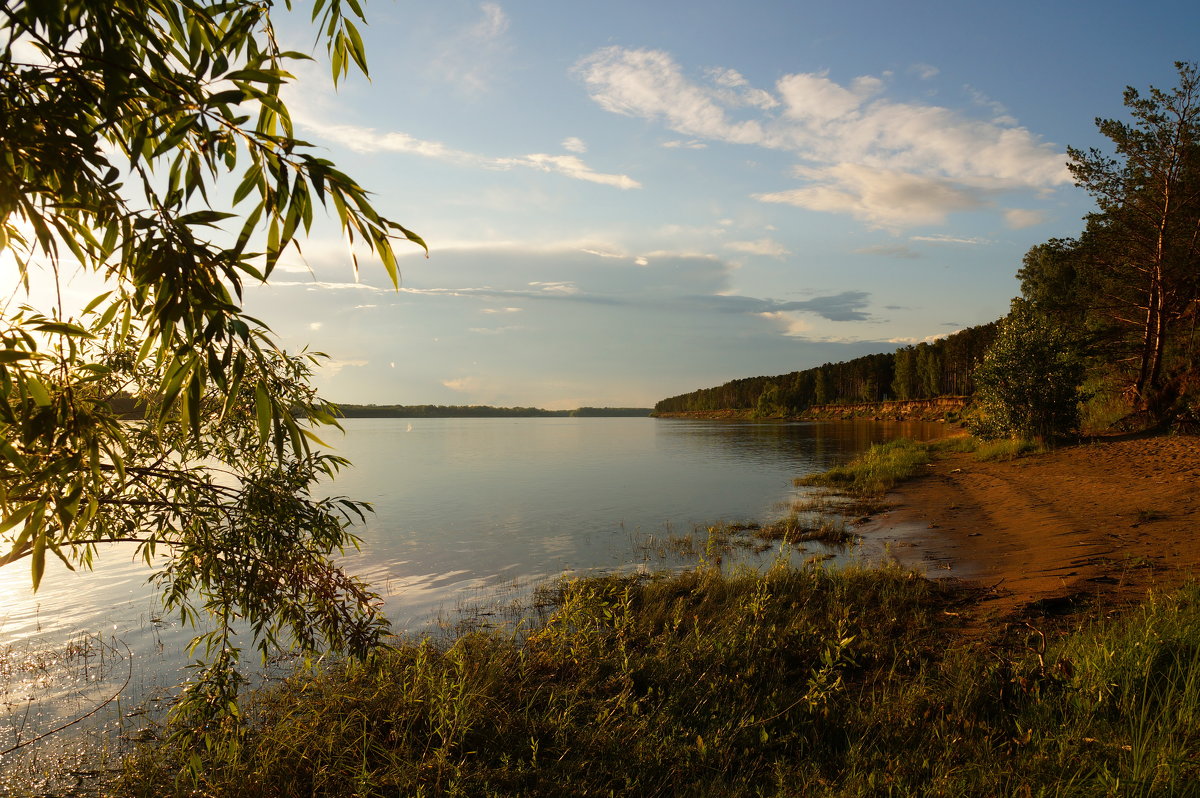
909, 234, 990, 245
267, 280, 385, 292
910, 63, 940, 80
725, 238, 791, 257
776, 72, 882, 123
576, 47, 1071, 228
581, 247, 624, 259
299, 119, 640, 190
574, 47, 768, 146
481, 306, 523, 313
528, 280, 579, 295
662, 139, 708, 149
506, 153, 640, 189
755, 164, 985, 228
309, 321, 323, 331
1004, 208, 1047, 229
562, 136, 587, 153
633, 256, 649, 266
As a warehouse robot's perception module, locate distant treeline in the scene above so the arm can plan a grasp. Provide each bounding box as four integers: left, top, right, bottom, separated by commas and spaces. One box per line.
336, 404, 652, 418
654, 323, 998, 415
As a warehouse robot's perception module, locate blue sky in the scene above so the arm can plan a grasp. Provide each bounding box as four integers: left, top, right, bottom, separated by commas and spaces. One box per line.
242, 0, 1200, 409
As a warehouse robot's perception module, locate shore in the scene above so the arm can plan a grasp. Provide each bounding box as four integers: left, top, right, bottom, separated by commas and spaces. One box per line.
862, 433, 1200, 622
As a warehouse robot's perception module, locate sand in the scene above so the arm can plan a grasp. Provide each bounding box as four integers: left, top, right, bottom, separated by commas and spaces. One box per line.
862, 434, 1200, 622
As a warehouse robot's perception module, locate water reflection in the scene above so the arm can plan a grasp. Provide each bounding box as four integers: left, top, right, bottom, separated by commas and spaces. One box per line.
0, 417, 950, 790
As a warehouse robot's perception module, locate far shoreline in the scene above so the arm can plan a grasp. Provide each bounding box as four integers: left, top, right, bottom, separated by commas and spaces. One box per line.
653, 396, 969, 424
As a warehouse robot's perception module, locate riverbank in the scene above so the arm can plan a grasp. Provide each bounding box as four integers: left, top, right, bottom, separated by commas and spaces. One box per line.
865, 433, 1200, 622
115, 433, 1200, 795
654, 397, 969, 423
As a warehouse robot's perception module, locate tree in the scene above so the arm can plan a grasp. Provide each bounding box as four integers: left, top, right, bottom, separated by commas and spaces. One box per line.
1067, 62, 1200, 413
0, 0, 425, 754
891, 346, 916, 400
968, 303, 1085, 441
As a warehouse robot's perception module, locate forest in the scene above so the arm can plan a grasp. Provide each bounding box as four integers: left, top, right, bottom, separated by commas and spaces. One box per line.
653, 322, 997, 415
336, 405, 652, 418
658, 62, 1200, 434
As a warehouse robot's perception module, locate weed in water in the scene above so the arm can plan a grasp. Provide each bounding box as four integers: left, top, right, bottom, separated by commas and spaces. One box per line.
796, 438, 932, 496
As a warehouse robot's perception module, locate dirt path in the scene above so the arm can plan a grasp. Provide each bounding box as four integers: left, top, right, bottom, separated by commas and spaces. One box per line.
862, 434, 1200, 621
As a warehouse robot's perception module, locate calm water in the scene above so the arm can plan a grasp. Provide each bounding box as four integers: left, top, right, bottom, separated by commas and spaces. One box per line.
0, 417, 945, 788
1, 417, 950, 644
331, 417, 946, 629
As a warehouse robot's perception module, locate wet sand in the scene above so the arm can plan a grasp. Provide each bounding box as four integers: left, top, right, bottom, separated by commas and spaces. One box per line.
862, 434, 1200, 621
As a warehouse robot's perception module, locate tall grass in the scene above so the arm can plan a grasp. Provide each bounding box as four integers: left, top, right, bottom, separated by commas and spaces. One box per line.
972, 438, 1046, 461
796, 438, 932, 495
119, 562, 1200, 796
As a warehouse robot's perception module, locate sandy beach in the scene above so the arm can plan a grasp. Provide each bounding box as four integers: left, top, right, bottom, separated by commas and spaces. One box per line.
864, 433, 1200, 622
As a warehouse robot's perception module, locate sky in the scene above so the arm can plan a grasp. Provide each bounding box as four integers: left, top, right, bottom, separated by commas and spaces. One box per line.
175, 2, 1200, 408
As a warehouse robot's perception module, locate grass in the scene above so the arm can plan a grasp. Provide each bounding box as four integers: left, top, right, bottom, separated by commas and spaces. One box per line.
116, 439, 1200, 795
118, 565, 1200, 797
796, 438, 933, 495
749, 514, 857, 545
972, 438, 1046, 461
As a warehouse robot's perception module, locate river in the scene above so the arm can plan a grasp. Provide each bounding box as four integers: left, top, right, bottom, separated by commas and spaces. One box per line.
0, 417, 945, 790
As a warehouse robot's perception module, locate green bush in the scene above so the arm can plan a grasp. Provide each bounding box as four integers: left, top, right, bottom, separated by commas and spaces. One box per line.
968, 302, 1086, 441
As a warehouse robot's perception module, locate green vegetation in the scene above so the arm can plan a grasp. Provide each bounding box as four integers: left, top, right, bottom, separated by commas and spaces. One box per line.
796, 438, 933, 496
119, 560, 1200, 796
335, 405, 652, 418
657, 63, 1200, 436
654, 324, 997, 416
967, 302, 1087, 441
0, 0, 421, 756
5, 0, 1197, 783
972, 438, 1047, 462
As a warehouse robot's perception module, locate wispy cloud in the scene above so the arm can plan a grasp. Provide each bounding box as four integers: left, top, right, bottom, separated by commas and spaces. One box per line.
575, 47, 1069, 228
580, 247, 625, 259
320, 358, 369, 376
855, 244, 920, 259
528, 281, 580, 295
909, 234, 990, 245
725, 238, 791, 257
430, 3, 512, 97
267, 280, 386, 292
442, 376, 483, 393
562, 136, 588, 153
298, 119, 640, 190
1004, 208, 1047, 229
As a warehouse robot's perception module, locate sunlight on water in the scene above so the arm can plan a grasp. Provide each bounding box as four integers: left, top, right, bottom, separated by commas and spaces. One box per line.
0, 417, 947, 791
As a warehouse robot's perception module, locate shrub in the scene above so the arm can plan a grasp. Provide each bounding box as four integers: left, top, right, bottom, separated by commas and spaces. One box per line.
967, 302, 1086, 441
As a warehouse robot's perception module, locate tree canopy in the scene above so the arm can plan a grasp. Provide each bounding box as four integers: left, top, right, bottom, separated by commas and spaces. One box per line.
1056, 62, 1200, 416
966, 302, 1085, 441
0, 0, 425, 751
